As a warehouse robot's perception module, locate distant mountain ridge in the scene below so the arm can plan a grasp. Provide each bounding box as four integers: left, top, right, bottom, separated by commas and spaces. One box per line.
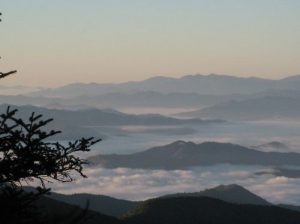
163, 184, 271, 206
122, 196, 300, 224
29, 74, 300, 97
31, 194, 121, 224
39, 184, 299, 218
89, 140, 300, 169
0, 91, 248, 110
0, 104, 217, 127
47, 192, 138, 217
45, 184, 270, 217
4, 76, 300, 110
178, 95, 300, 120
0, 104, 221, 140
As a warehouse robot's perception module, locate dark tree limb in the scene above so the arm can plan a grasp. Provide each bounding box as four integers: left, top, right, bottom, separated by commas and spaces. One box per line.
0, 11, 100, 223
0, 70, 17, 79
0, 106, 101, 187
0, 13, 17, 79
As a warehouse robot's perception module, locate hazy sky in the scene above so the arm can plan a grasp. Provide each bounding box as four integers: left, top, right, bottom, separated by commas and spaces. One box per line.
1, 0, 300, 87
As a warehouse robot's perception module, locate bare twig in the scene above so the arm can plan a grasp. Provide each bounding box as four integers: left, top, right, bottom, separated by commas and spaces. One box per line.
0, 70, 17, 79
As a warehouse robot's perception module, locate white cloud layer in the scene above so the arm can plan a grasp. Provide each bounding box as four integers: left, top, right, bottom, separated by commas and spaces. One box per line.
49, 164, 300, 205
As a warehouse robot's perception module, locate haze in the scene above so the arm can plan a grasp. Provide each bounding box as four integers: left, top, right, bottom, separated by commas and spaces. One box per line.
1, 0, 300, 87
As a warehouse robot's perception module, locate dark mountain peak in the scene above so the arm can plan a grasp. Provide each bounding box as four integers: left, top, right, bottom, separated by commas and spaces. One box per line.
47, 192, 137, 218
123, 196, 300, 224
139, 141, 252, 159
163, 184, 270, 206
205, 184, 256, 196
142, 76, 176, 83
170, 140, 196, 147
142, 141, 198, 158
200, 184, 270, 205
179, 74, 205, 80
211, 183, 245, 191
199, 141, 234, 146
207, 73, 237, 79
151, 140, 196, 148
197, 141, 254, 152
89, 140, 300, 170
166, 141, 244, 150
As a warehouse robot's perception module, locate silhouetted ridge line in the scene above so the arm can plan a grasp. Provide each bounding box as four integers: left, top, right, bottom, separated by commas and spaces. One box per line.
89, 141, 300, 169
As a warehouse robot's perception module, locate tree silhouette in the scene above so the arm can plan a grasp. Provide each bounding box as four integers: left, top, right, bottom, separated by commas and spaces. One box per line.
0, 107, 100, 187
0, 108, 100, 223
0, 12, 100, 224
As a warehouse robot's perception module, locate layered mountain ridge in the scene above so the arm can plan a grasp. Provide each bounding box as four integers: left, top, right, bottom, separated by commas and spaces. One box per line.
89, 140, 300, 169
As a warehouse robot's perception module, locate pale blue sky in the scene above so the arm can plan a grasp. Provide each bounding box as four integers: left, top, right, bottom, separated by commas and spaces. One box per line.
1, 0, 300, 87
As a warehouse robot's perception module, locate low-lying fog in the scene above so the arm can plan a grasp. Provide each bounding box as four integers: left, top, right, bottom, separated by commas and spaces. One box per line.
48, 116, 300, 205
88, 120, 300, 155
118, 107, 199, 116
51, 165, 300, 205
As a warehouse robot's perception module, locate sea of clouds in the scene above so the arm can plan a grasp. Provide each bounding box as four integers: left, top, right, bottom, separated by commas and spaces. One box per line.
50, 164, 300, 205
45, 120, 300, 205
89, 121, 300, 155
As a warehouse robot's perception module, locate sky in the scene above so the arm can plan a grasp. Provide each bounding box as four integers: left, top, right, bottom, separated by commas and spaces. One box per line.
1, 0, 300, 87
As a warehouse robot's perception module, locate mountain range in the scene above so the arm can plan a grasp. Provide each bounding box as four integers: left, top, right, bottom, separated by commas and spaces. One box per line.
4, 89, 300, 112
35, 196, 120, 224
123, 196, 300, 224
3, 93, 300, 121
0, 105, 221, 140
163, 184, 271, 206
44, 184, 271, 217
0, 91, 247, 111
0, 104, 218, 126
88, 140, 300, 169
178, 96, 300, 120
47, 192, 137, 217
29, 74, 300, 97
1, 74, 300, 120
32, 184, 300, 224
